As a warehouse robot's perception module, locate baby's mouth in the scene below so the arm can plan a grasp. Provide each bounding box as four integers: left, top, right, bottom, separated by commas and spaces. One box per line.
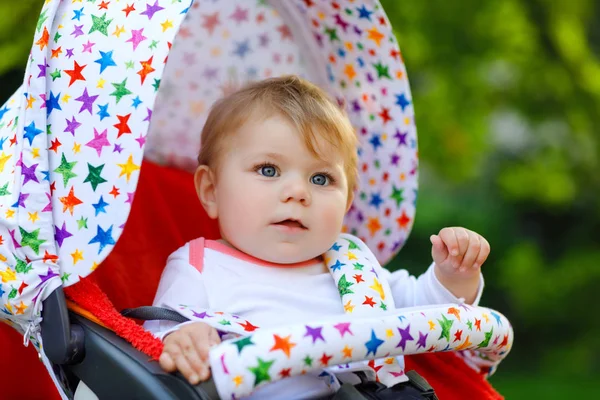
274, 219, 307, 230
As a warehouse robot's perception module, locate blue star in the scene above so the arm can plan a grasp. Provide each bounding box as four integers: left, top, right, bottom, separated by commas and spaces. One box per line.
357, 57, 365, 68
0, 106, 10, 121
72, 7, 84, 21
97, 103, 110, 120
0, 284, 4, 297
329, 242, 341, 251
23, 122, 43, 145
88, 225, 116, 254
395, 93, 411, 111
95, 50, 117, 74
337, 48, 346, 58
398, 315, 406, 322
92, 195, 109, 216
0, 136, 7, 149
46, 91, 62, 116
369, 134, 382, 151
356, 5, 373, 21
132, 96, 142, 108
330, 260, 345, 271
41, 170, 50, 181
369, 193, 383, 209
491, 311, 503, 326
365, 329, 384, 356
233, 40, 250, 58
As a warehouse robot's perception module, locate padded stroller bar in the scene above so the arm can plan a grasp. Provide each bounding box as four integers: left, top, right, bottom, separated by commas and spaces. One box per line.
121, 306, 190, 323
206, 304, 513, 399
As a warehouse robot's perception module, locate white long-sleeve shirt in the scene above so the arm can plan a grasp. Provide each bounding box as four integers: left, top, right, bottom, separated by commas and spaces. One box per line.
145, 235, 483, 399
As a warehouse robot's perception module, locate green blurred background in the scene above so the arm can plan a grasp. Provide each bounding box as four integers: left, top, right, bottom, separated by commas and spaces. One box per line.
1, 1, 598, 398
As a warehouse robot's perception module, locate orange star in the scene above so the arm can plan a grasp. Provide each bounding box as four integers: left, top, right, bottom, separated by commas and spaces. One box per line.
137, 56, 155, 84
367, 217, 381, 236
64, 61, 87, 87
474, 318, 482, 331
447, 307, 461, 321
59, 186, 83, 215
270, 334, 296, 358
122, 3, 135, 16
456, 335, 473, 351
98, 1, 109, 10
35, 27, 50, 50
342, 345, 353, 358
15, 301, 27, 315
43, 250, 59, 263
109, 185, 120, 198
51, 46, 63, 59
367, 27, 384, 46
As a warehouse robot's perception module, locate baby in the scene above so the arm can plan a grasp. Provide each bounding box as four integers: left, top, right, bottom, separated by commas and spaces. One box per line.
145, 76, 489, 399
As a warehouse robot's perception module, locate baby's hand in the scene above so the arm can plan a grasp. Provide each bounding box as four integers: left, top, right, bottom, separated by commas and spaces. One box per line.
159, 322, 221, 385
430, 227, 490, 276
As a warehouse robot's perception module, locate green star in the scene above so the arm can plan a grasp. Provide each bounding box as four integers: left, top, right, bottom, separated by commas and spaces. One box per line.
379, 302, 387, 311
478, 328, 494, 349
437, 314, 454, 342
149, 40, 159, 50
110, 79, 132, 104
248, 358, 274, 386
325, 27, 339, 42
357, 42, 364, 50
46, 124, 52, 135
61, 273, 71, 283
77, 217, 88, 230
353, 262, 364, 271
50, 69, 62, 81
233, 336, 255, 354
218, 319, 231, 326
466, 320, 473, 331
152, 78, 161, 92
54, 153, 77, 187
125, 60, 135, 70
390, 185, 404, 208
14, 256, 31, 274
20, 227, 46, 255
337, 274, 354, 296
36, 9, 48, 33
53, 31, 62, 43
84, 163, 107, 191
8, 287, 17, 299
303, 355, 313, 367
360, 191, 367, 201
89, 13, 113, 36
257, 0, 267, 6
373, 62, 391, 79
0, 183, 11, 196
345, 239, 360, 250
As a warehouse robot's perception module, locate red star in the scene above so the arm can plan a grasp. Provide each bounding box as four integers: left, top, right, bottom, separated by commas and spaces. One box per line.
277, 24, 292, 40
378, 107, 392, 124
377, 242, 385, 252
363, 296, 376, 307
60, 186, 83, 215
49, 181, 56, 196
49, 138, 61, 153
303, 0, 314, 7
499, 334, 509, 348
137, 56, 155, 84
9, 134, 17, 146
0, 235, 3, 245
18, 281, 28, 295
384, 208, 391, 217
256, 12, 265, 24
51, 46, 63, 59
43, 250, 59, 264
64, 61, 87, 87
332, 2, 340, 9
378, 16, 386, 26
396, 210, 411, 229
99, 1, 110, 10
123, 3, 135, 17
383, 172, 389, 182
390, 49, 401, 60
279, 368, 291, 378
202, 12, 220, 35
454, 329, 463, 342
353, 274, 364, 283
368, 359, 383, 375
238, 320, 259, 332
474, 318, 482, 331
114, 114, 132, 138
109, 185, 120, 198
319, 352, 333, 366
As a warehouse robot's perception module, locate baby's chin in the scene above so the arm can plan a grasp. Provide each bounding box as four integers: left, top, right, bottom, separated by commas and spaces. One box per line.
246, 243, 325, 265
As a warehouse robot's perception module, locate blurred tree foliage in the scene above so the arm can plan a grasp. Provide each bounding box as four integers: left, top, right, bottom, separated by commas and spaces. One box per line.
0, 0, 597, 386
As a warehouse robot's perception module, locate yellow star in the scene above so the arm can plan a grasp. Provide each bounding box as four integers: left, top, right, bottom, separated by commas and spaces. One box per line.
62, 94, 71, 103
345, 42, 353, 51
15, 301, 27, 315
345, 251, 357, 261
210, 47, 221, 57
117, 154, 141, 182
341, 345, 353, 358
161, 19, 173, 32
369, 278, 385, 300
28, 212, 39, 223
483, 313, 490, 323
26, 95, 36, 109
4, 303, 13, 314
91, 262, 99, 271
344, 300, 355, 313
113, 25, 125, 38
71, 249, 84, 264
0, 152, 12, 172
73, 142, 81, 154
0, 254, 6, 262
97, 78, 106, 89
428, 320, 436, 331
367, 27, 385, 46
233, 375, 243, 387
32, 148, 40, 158
5, 209, 15, 219
384, 357, 395, 365
0, 267, 16, 283
386, 329, 394, 338
323, 255, 332, 265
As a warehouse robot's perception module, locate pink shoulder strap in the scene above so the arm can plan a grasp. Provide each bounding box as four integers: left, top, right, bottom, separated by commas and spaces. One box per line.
188, 237, 205, 273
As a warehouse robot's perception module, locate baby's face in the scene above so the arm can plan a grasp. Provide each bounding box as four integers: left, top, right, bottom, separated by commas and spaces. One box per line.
212, 115, 350, 264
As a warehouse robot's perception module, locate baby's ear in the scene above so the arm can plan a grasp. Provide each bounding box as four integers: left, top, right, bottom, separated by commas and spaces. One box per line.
194, 165, 218, 219
345, 191, 354, 213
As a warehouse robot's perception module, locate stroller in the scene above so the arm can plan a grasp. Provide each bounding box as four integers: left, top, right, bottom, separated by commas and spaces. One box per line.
0, 1, 513, 399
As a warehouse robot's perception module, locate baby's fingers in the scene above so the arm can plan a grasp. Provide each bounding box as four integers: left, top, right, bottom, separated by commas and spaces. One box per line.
159, 352, 176, 372
474, 237, 490, 268
459, 232, 480, 271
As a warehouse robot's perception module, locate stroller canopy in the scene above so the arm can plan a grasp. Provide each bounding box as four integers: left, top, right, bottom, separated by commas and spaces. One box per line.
0, 0, 418, 330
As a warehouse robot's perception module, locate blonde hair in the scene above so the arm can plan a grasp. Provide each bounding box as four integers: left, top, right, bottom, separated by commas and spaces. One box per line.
197, 75, 359, 196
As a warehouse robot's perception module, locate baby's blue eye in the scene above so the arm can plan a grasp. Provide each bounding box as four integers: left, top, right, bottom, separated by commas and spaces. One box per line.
311, 174, 329, 186
258, 165, 277, 177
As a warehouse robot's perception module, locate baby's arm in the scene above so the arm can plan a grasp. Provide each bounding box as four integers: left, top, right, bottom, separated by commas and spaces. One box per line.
144, 243, 219, 385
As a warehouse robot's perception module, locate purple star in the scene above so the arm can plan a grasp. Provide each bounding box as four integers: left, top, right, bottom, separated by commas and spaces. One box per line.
36, 268, 59, 288
9, 228, 21, 249
141, 1, 165, 20
43, 193, 52, 212
64, 116, 81, 136
37, 58, 49, 78
416, 331, 428, 349
75, 88, 99, 114
353, 26, 362, 35
394, 130, 407, 146
192, 311, 209, 319
357, 211, 364, 223
183, 52, 196, 66
113, 143, 124, 153
333, 322, 353, 337
21, 163, 39, 185
126, 192, 135, 204
396, 324, 414, 351
72, 24, 84, 38
304, 325, 325, 343
135, 134, 146, 148
334, 14, 349, 32
390, 154, 400, 166
86, 128, 110, 156
12, 192, 29, 208
55, 222, 73, 247
314, 32, 323, 47
258, 33, 270, 47
143, 107, 152, 122
351, 99, 362, 113
66, 48, 74, 58
203, 68, 218, 80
